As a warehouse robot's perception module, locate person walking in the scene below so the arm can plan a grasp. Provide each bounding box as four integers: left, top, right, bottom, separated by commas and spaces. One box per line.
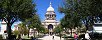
74, 32, 78, 40
52, 36, 54, 40
52, 34, 55, 40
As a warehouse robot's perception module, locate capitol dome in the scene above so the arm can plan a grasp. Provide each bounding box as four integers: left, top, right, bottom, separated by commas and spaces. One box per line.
47, 2, 54, 11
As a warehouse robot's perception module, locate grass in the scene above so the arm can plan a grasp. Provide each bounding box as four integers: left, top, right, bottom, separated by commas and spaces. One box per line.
21, 34, 45, 39
21, 35, 30, 39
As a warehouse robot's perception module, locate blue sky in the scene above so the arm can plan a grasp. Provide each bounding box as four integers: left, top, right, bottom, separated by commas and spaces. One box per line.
34, 0, 64, 21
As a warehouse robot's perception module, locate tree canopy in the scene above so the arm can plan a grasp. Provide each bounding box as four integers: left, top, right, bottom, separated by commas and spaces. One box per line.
0, 0, 36, 40
59, 0, 102, 30
18, 23, 28, 35
59, 0, 82, 29
25, 13, 43, 31
53, 24, 63, 33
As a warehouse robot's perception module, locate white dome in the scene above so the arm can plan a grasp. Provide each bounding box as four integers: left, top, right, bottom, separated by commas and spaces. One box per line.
47, 7, 54, 11
47, 2, 54, 11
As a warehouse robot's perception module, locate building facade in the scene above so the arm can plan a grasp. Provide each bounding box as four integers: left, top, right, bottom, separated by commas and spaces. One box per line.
0, 20, 7, 34
42, 2, 59, 34
93, 22, 102, 33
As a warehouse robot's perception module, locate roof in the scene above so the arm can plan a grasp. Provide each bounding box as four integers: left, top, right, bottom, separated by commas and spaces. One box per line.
47, 2, 54, 11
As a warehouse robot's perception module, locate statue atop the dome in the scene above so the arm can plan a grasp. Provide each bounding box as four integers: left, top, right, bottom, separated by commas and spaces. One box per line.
50, 1, 52, 7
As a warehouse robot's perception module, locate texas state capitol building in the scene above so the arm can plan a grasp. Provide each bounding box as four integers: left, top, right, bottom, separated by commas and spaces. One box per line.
42, 2, 59, 35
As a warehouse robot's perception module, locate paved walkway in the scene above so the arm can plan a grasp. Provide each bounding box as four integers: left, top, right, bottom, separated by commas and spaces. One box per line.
38, 35, 64, 40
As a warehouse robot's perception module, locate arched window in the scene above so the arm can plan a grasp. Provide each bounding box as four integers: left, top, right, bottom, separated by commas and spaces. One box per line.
48, 24, 53, 29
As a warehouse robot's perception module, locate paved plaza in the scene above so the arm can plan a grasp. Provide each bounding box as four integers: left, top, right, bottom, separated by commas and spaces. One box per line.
38, 35, 64, 40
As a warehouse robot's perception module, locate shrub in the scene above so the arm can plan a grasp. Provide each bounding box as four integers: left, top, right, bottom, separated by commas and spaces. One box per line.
13, 30, 20, 36
0, 35, 3, 39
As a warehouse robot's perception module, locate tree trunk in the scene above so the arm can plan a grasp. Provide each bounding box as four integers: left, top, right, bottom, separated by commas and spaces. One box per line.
7, 22, 12, 40
33, 29, 35, 38
28, 28, 30, 38
71, 28, 72, 37
60, 32, 61, 40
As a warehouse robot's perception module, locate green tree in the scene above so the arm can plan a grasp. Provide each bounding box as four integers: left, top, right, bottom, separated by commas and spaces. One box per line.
18, 23, 28, 36
24, 13, 43, 38
13, 30, 20, 37
38, 25, 46, 33
59, 0, 102, 31
0, 0, 36, 40
59, 0, 82, 36
44, 28, 49, 34
54, 25, 63, 34
53, 24, 63, 40
78, 0, 102, 30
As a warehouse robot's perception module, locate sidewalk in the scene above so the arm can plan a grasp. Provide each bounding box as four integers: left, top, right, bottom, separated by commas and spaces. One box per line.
38, 35, 64, 40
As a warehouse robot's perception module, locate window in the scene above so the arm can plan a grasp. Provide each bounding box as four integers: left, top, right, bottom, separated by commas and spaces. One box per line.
94, 24, 102, 27
0, 26, 1, 32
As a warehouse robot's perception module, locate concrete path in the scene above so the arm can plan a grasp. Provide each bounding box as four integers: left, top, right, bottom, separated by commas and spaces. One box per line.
38, 35, 64, 40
